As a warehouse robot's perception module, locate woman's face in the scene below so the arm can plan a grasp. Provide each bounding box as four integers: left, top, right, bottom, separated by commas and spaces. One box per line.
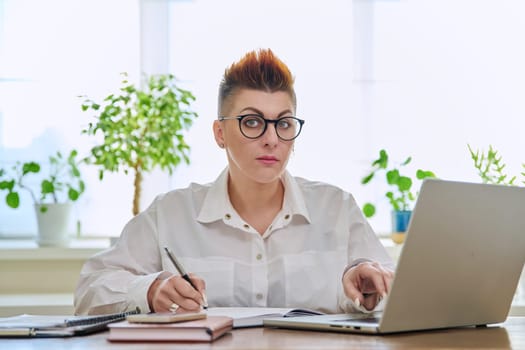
214, 89, 296, 185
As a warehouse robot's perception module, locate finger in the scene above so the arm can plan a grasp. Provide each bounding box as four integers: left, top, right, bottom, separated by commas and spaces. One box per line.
175, 277, 205, 305
342, 270, 365, 306
371, 265, 394, 293
344, 262, 390, 308
153, 288, 179, 312
380, 267, 395, 294
362, 293, 380, 311
156, 277, 202, 311
188, 273, 208, 308
362, 266, 394, 310
363, 265, 388, 298
188, 273, 206, 293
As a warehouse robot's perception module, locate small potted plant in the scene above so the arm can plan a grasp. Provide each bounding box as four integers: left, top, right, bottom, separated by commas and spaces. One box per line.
468, 144, 518, 185
0, 149, 85, 246
361, 149, 436, 243
80, 72, 198, 216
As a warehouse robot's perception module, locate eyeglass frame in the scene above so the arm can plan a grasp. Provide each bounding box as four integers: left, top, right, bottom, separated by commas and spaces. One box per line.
218, 114, 305, 141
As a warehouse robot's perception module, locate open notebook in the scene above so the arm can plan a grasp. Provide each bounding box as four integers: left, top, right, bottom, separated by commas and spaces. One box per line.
205, 307, 323, 328
0, 307, 140, 337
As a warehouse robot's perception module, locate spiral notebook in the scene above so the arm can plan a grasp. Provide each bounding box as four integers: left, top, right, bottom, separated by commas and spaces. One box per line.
0, 307, 140, 337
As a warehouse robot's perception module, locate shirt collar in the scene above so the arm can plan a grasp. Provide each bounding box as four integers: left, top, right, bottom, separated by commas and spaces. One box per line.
196, 167, 311, 224
196, 168, 231, 223
281, 171, 311, 223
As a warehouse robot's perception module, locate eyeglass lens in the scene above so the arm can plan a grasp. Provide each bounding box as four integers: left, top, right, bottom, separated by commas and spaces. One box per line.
240, 115, 301, 140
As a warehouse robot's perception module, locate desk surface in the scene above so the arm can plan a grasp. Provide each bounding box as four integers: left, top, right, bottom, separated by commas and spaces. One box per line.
1, 317, 524, 349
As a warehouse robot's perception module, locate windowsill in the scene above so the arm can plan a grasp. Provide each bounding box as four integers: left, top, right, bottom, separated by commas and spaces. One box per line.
0, 294, 74, 316
0, 238, 111, 260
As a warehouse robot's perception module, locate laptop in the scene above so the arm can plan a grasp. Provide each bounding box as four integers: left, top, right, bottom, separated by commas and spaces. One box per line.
264, 179, 525, 334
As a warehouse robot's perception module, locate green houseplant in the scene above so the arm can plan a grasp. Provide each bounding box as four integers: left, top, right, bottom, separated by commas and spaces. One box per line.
81, 73, 198, 216
0, 150, 85, 246
468, 144, 520, 185
361, 149, 436, 239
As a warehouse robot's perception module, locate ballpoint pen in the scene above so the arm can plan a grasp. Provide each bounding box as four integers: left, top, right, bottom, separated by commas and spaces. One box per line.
163, 246, 208, 309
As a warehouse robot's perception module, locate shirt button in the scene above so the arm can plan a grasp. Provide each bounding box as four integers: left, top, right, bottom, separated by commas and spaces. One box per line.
243, 224, 250, 229
224, 213, 231, 220
284, 214, 290, 220
256, 293, 263, 300
256, 253, 263, 260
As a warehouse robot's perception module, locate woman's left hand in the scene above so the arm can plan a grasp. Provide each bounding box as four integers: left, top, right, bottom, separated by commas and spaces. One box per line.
342, 261, 394, 311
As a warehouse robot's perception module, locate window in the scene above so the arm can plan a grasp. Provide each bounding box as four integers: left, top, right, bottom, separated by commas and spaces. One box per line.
0, 0, 140, 237
359, 0, 525, 230
1, 0, 524, 238
166, 0, 525, 232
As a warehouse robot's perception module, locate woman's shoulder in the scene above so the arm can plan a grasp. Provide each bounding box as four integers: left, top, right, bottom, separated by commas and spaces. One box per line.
292, 174, 345, 192
290, 174, 357, 202
146, 180, 214, 209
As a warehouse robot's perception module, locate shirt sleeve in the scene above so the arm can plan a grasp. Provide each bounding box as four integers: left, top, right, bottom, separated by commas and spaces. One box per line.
74, 210, 164, 315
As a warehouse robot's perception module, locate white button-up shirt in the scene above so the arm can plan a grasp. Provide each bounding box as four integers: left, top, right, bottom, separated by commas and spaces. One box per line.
75, 168, 394, 315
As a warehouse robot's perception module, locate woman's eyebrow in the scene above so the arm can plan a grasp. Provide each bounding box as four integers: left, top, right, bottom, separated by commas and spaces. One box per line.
238, 107, 293, 117
238, 107, 263, 115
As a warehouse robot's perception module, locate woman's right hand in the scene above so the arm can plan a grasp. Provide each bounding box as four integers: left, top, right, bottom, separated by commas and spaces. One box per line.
147, 273, 206, 312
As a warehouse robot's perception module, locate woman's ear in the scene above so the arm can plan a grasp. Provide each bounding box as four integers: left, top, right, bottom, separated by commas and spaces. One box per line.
213, 120, 225, 148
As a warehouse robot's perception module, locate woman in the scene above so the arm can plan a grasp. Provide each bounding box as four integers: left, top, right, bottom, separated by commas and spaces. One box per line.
75, 49, 394, 316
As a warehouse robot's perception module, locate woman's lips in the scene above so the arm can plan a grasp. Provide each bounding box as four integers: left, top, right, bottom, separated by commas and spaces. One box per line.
257, 156, 279, 165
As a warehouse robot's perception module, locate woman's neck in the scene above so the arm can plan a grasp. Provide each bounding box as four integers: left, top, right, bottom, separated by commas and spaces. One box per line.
227, 174, 285, 235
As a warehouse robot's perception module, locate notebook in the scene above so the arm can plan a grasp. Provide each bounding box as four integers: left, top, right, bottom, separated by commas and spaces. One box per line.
107, 315, 233, 342
264, 179, 525, 334
0, 307, 140, 337
205, 307, 323, 328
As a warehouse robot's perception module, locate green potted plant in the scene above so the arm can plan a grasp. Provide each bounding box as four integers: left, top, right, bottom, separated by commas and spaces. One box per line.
80, 73, 198, 216
468, 144, 519, 185
0, 149, 85, 246
361, 149, 436, 242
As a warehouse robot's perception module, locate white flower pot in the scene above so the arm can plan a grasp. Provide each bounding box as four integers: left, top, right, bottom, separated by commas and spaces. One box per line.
34, 203, 72, 247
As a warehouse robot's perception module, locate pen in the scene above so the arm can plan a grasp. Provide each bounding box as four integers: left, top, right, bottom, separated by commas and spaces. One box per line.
163, 246, 208, 309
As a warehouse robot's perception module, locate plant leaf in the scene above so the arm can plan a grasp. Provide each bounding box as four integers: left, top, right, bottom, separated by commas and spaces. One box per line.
6, 192, 20, 208
361, 172, 374, 184
362, 203, 376, 218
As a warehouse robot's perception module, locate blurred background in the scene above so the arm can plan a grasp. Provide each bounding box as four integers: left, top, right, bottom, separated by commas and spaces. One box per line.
1, 0, 524, 238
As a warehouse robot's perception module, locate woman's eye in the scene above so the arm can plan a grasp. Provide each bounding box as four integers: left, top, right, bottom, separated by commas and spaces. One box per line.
243, 117, 262, 128
277, 119, 291, 129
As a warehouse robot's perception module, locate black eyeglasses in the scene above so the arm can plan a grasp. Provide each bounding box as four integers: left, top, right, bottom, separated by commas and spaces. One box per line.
218, 114, 305, 141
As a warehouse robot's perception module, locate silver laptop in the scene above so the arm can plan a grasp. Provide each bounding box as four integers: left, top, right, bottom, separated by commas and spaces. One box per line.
264, 179, 525, 334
